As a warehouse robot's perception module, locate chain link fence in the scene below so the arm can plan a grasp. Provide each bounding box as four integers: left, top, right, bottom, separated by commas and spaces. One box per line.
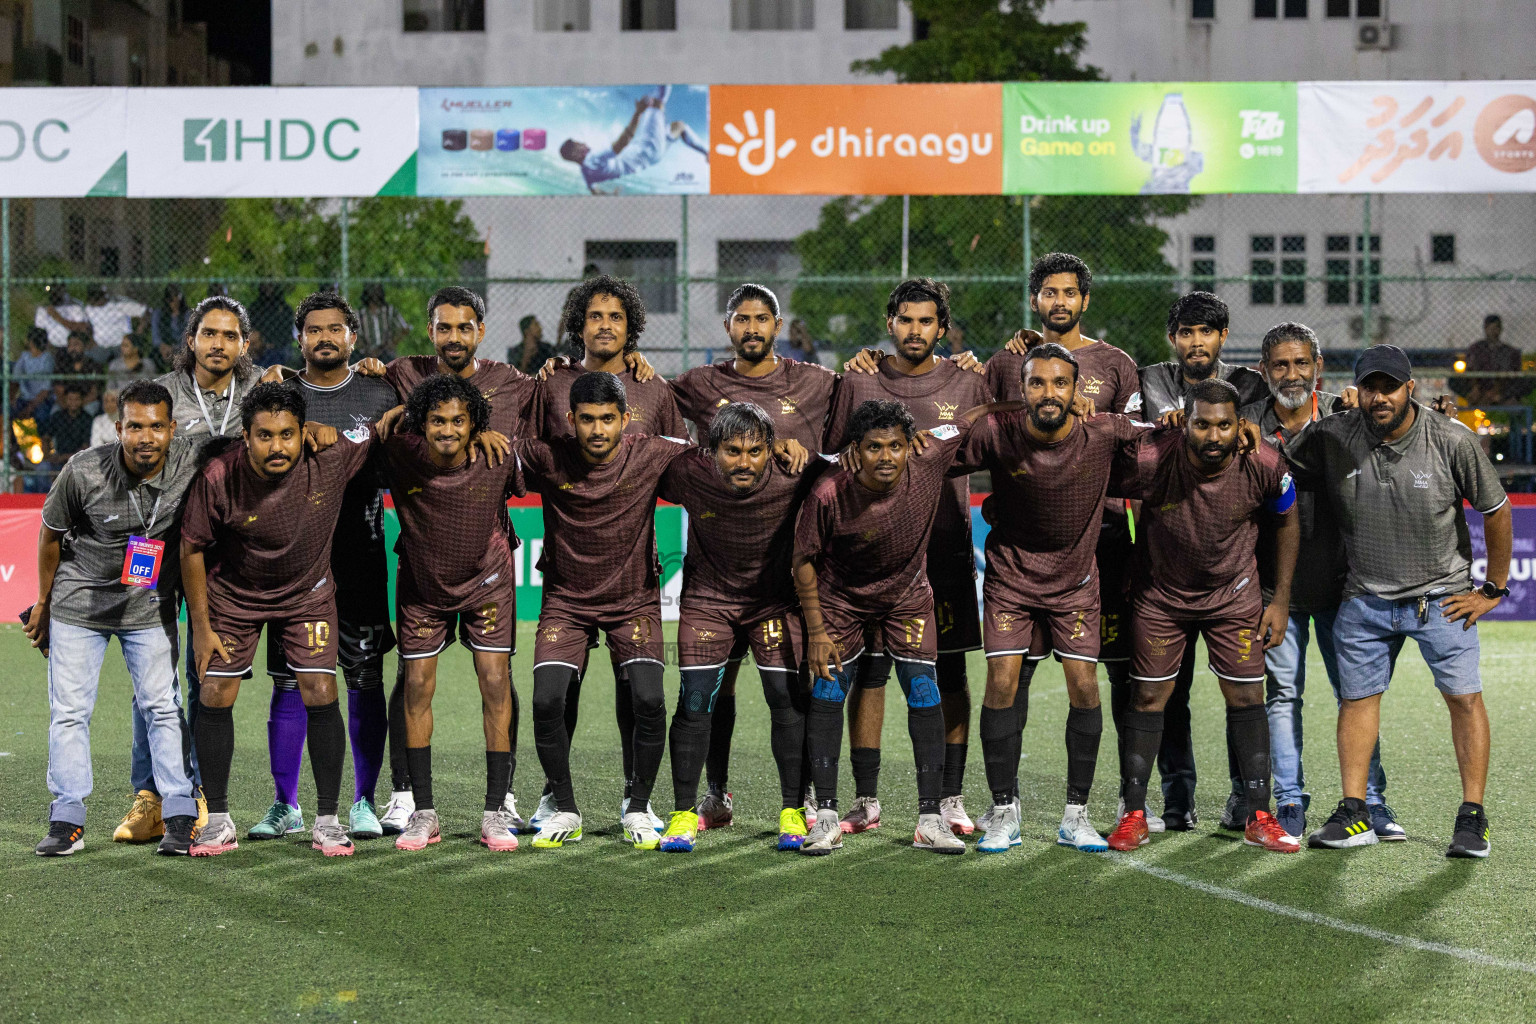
5, 190, 1534, 489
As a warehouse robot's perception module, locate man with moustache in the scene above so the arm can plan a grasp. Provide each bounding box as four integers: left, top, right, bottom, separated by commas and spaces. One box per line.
1238, 323, 1395, 840
1281, 346, 1510, 859
1108, 379, 1300, 855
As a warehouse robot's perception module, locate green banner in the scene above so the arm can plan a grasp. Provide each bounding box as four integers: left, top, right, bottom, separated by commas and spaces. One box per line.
382, 505, 684, 620
1003, 82, 1297, 195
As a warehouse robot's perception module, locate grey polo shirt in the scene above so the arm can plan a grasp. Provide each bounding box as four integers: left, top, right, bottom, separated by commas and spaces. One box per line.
154, 364, 261, 438
41, 436, 206, 631
1282, 401, 1507, 602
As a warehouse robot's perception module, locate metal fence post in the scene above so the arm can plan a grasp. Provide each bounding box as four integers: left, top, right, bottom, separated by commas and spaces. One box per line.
339, 197, 351, 300
2, 197, 11, 491
1021, 195, 1032, 328
680, 194, 690, 368
1361, 193, 1373, 346
900, 195, 910, 278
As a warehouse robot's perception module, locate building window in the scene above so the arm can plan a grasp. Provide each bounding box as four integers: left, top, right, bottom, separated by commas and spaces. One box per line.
1281, 234, 1306, 305
1431, 234, 1456, 264
1191, 0, 1216, 18
1325, 234, 1351, 305
1355, 0, 1381, 16
1284, 0, 1308, 16
586, 240, 678, 314
66, 15, 85, 66
717, 240, 801, 313
622, 0, 676, 30
403, 0, 485, 32
1325, 0, 1349, 15
845, 0, 898, 29
67, 214, 86, 263
1250, 235, 1276, 305
1355, 233, 1380, 306
1253, 0, 1277, 18
535, 0, 590, 31
733, 0, 813, 29
1190, 234, 1216, 293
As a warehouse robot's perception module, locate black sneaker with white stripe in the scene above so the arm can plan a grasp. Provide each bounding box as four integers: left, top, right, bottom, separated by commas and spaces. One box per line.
1307, 799, 1378, 849
1446, 803, 1490, 859
35, 820, 84, 856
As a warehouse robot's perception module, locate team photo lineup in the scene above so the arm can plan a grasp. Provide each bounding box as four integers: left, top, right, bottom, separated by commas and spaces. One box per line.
30, 251, 1510, 865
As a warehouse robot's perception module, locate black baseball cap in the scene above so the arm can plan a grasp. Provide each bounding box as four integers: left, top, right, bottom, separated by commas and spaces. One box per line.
1353, 344, 1412, 386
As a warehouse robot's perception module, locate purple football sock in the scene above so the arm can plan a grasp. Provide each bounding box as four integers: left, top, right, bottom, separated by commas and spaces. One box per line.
348, 685, 387, 804
268, 687, 307, 808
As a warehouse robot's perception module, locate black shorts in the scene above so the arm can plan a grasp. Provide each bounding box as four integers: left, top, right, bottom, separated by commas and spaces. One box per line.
1096, 511, 1133, 662
267, 616, 395, 682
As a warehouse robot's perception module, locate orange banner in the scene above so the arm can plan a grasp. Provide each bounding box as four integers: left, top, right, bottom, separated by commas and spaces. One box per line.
709, 84, 1002, 195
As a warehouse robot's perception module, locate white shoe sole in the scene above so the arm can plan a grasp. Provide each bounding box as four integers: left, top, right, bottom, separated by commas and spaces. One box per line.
977, 837, 1021, 854
1308, 830, 1379, 849
1057, 829, 1109, 852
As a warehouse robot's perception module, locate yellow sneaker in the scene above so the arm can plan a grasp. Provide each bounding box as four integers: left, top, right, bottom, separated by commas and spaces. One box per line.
113, 790, 164, 842
195, 791, 208, 831
659, 810, 699, 852
777, 807, 809, 851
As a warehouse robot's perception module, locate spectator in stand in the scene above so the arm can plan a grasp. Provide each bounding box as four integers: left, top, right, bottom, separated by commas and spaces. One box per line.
83, 284, 149, 365
34, 281, 89, 349
105, 335, 151, 395
1452, 315, 1529, 407
778, 317, 821, 364
151, 284, 191, 353
14, 326, 56, 422
90, 390, 120, 449
248, 283, 295, 367
54, 331, 103, 413
357, 283, 411, 362
43, 385, 94, 467
512, 315, 556, 374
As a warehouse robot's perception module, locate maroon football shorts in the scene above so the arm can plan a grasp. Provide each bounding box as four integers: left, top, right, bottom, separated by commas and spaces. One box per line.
817, 582, 937, 668
1130, 585, 1265, 685
676, 599, 799, 672
205, 600, 339, 680
396, 574, 516, 659
534, 596, 665, 674
982, 574, 1100, 664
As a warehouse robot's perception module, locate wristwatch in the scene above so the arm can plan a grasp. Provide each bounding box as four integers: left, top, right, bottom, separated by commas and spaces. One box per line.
1479, 581, 1511, 599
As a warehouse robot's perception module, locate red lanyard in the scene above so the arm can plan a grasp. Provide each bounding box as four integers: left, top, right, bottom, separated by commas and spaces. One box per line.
1274, 391, 1319, 441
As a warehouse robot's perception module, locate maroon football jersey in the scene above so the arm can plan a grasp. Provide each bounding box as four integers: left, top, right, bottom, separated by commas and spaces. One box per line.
379, 432, 518, 608
1119, 429, 1293, 607
793, 427, 969, 612
960, 411, 1148, 604
672, 357, 838, 452
181, 432, 375, 617
984, 340, 1137, 413
540, 362, 686, 440
823, 359, 989, 588
384, 356, 540, 438
512, 432, 691, 609
659, 446, 825, 617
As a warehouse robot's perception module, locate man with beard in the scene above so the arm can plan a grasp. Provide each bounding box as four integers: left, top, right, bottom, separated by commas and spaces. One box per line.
1238, 322, 1395, 840
1108, 378, 1300, 854
382, 375, 522, 853
655, 402, 825, 852
822, 278, 989, 839
1281, 346, 1509, 859
180, 384, 377, 857
958, 344, 1151, 853
255, 293, 401, 842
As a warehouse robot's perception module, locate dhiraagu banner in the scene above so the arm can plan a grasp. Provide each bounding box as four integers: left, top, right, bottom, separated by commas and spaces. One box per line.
1003, 82, 1297, 195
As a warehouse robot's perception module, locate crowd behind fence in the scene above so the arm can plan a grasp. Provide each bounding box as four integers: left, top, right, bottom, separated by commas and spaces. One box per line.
4, 191, 1534, 490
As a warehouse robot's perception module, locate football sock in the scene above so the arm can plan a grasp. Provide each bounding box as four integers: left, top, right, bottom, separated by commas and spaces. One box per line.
406, 746, 433, 810
532, 664, 578, 812
484, 750, 512, 812
850, 747, 881, 799
760, 667, 806, 809
942, 743, 968, 799
387, 662, 411, 792
1012, 660, 1036, 799
623, 661, 666, 808
346, 670, 386, 805
705, 692, 736, 794
1065, 704, 1103, 805
668, 708, 710, 812
806, 697, 845, 812
1106, 660, 1133, 766
194, 703, 234, 814
937, 652, 971, 796
1228, 703, 1273, 820
268, 686, 306, 808
614, 665, 637, 784
908, 705, 946, 815
564, 663, 584, 742
1121, 709, 1165, 815
979, 704, 1019, 807
305, 700, 346, 818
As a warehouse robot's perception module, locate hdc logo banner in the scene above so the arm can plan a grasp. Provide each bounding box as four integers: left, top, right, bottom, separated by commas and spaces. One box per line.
709, 84, 1002, 195
125, 87, 419, 197
0, 88, 127, 197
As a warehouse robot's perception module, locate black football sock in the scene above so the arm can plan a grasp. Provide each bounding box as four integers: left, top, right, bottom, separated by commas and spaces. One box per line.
943, 743, 968, 800
760, 667, 806, 809
908, 706, 946, 815
613, 665, 637, 789
507, 678, 520, 765
705, 692, 736, 794
305, 700, 345, 818
979, 704, 1019, 807
850, 747, 881, 799
1106, 660, 1133, 769
937, 651, 969, 798
484, 750, 512, 812
564, 663, 585, 741
1227, 703, 1273, 821
387, 661, 411, 791
1012, 660, 1036, 798
622, 661, 666, 809
406, 746, 433, 810
1121, 709, 1165, 815
806, 697, 845, 812
194, 703, 234, 814
1065, 704, 1103, 805
668, 709, 711, 812
532, 665, 578, 812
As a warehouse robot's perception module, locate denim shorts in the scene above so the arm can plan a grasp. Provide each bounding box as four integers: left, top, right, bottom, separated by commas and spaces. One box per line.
1333, 593, 1482, 700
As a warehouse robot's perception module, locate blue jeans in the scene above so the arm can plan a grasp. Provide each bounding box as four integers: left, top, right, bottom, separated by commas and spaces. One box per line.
47, 620, 198, 826
1263, 607, 1387, 807
1334, 594, 1483, 699
131, 620, 201, 793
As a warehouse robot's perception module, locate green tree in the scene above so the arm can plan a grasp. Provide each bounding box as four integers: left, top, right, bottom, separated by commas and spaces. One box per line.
793, 0, 1190, 365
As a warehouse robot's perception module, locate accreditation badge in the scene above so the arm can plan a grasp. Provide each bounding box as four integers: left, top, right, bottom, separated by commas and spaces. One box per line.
121, 536, 166, 588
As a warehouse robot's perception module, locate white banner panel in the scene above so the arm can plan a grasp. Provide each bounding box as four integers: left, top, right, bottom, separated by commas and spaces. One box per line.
0, 88, 127, 196
1299, 80, 1536, 193
125, 88, 418, 197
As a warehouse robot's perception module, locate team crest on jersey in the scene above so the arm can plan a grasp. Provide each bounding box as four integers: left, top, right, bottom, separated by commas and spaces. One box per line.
779, 397, 798, 414
860, 527, 879, 541
716, 398, 730, 407
559, 482, 576, 491
993, 612, 1017, 633
630, 407, 645, 421
699, 511, 716, 519
308, 490, 326, 506
407, 486, 424, 495
933, 401, 959, 420
540, 626, 561, 643
1009, 466, 1030, 478
695, 628, 718, 642
928, 424, 960, 441
1146, 635, 1175, 653
482, 387, 499, 401
1080, 376, 1104, 396
344, 426, 369, 444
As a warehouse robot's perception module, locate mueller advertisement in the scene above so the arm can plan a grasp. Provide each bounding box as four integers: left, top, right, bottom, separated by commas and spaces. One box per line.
417, 85, 710, 196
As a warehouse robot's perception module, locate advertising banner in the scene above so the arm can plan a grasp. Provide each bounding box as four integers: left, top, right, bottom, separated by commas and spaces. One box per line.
1298, 81, 1536, 193
0, 88, 127, 197
417, 85, 709, 196
1003, 81, 1297, 195
708, 84, 1001, 195
1467, 502, 1536, 622
125, 87, 418, 197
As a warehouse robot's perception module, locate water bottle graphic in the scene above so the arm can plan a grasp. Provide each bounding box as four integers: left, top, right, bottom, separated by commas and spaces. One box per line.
1131, 92, 1204, 194
1152, 94, 1191, 168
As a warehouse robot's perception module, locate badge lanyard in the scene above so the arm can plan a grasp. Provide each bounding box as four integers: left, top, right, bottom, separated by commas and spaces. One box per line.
194, 378, 241, 436
127, 488, 163, 533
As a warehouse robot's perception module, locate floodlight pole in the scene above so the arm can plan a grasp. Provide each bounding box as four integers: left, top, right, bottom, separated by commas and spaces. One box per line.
900, 194, 910, 278
1021, 195, 1032, 327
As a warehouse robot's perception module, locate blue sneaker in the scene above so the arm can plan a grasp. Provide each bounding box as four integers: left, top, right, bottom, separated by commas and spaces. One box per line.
349, 798, 382, 839
1368, 803, 1407, 841
1276, 803, 1306, 837
247, 802, 304, 840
